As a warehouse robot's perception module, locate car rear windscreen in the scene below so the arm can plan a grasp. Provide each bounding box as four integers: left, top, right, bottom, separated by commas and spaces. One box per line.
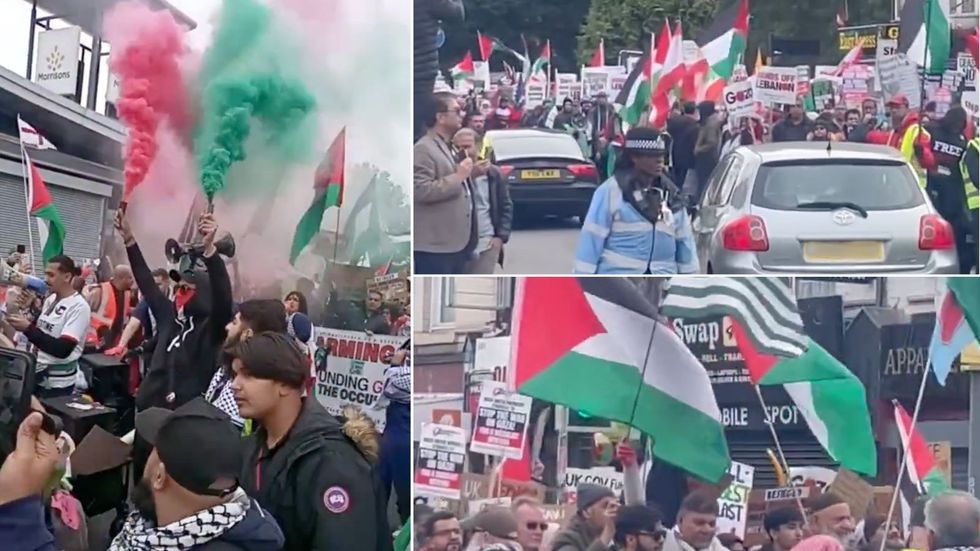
751, 160, 924, 211
492, 134, 585, 161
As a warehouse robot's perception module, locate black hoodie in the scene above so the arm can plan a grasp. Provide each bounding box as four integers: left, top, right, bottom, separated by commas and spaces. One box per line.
241, 398, 392, 551
126, 242, 232, 410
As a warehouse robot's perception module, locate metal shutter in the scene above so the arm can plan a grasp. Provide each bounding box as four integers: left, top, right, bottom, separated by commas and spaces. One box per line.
952, 447, 969, 491
0, 175, 105, 272
728, 432, 838, 489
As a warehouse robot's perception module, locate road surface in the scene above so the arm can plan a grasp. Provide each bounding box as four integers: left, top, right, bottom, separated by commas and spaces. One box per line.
498, 216, 581, 274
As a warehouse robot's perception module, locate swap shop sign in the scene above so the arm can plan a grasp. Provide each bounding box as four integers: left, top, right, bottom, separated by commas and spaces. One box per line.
313, 328, 402, 431
469, 380, 532, 460
415, 423, 467, 500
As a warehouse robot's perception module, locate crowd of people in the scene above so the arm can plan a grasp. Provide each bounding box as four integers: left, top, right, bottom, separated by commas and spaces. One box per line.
0, 209, 412, 550
415, 78, 979, 274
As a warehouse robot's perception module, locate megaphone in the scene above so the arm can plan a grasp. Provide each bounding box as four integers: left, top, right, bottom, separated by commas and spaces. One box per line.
165, 234, 236, 283
1, 262, 47, 295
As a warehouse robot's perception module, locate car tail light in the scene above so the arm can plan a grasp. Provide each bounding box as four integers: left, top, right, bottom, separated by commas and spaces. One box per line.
498, 165, 515, 177
918, 214, 955, 250
722, 215, 770, 251
568, 163, 598, 180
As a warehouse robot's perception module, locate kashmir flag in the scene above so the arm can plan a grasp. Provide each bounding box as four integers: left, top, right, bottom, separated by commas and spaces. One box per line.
661, 277, 877, 476
590, 39, 605, 67
695, 0, 750, 102
22, 150, 66, 264
17, 115, 57, 151
290, 128, 345, 265
614, 34, 654, 132
929, 280, 980, 385
451, 51, 475, 83
651, 21, 685, 129
894, 400, 949, 496
899, 0, 951, 75
512, 277, 730, 482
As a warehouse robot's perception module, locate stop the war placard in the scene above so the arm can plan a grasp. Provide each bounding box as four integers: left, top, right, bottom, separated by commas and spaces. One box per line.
415, 423, 467, 500
312, 328, 403, 431
469, 381, 532, 459
717, 461, 754, 538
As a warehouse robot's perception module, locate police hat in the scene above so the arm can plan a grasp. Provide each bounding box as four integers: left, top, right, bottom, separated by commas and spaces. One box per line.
624, 127, 667, 155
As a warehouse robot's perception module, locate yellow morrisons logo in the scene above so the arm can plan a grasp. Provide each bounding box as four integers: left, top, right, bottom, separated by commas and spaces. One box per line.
38, 45, 71, 81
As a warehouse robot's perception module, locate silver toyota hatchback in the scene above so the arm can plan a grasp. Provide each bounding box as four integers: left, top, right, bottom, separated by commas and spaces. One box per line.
694, 142, 959, 274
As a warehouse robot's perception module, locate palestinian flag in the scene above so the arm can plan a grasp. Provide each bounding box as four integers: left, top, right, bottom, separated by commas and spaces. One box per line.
661, 277, 877, 476
290, 128, 345, 265
23, 150, 66, 264
451, 51, 475, 83
590, 39, 605, 67
478, 32, 522, 63
695, 0, 749, 102
614, 33, 654, 132
894, 400, 949, 496
898, 0, 951, 75
512, 277, 730, 482
531, 40, 551, 80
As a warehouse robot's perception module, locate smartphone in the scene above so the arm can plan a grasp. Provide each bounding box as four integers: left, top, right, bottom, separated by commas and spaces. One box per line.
15, 244, 25, 254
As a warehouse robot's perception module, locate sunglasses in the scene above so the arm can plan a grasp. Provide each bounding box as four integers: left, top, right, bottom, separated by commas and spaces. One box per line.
525, 522, 548, 531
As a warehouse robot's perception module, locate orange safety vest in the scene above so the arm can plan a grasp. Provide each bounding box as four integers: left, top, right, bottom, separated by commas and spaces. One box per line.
86, 281, 132, 347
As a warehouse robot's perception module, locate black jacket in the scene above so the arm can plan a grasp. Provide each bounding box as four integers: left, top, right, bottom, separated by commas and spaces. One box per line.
927, 126, 969, 229
666, 114, 700, 174
127, 243, 232, 410
413, 0, 464, 96
241, 399, 392, 551
771, 118, 812, 142
486, 166, 514, 266
192, 497, 285, 550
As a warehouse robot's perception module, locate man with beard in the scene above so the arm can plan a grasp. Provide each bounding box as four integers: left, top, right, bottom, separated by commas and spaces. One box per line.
110, 398, 284, 550
614, 505, 666, 551
862, 515, 904, 551
550, 484, 619, 550
807, 493, 855, 545
663, 492, 727, 551
231, 333, 391, 550
418, 511, 463, 551
204, 299, 288, 429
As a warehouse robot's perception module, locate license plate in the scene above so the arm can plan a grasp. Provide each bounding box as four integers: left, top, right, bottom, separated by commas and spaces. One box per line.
520, 169, 560, 180
803, 241, 885, 263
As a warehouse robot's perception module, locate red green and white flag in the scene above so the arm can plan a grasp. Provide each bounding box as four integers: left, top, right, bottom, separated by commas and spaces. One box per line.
589, 39, 605, 67
451, 51, 475, 83
17, 115, 57, 150
22, 150, 66, 263
290, 128, 345, 265
894, 400, 949, 496
651, 21, 686, 129
824, 37, 866, 77
614, 33, 655, 132
531, 40, 551, 80
512, 277, 730, 482
695, 0, 749, 102
661, 277, 877, 476
898, 0, 951, 75
478, 32, 522, 63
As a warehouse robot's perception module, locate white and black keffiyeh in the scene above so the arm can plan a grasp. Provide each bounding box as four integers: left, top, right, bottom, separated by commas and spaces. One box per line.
108, 490, 249, 550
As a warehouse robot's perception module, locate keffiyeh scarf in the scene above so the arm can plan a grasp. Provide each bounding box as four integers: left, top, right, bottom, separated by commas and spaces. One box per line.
108, 490, 249, 550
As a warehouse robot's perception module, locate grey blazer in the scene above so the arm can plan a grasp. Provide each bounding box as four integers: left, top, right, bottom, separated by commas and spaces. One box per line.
413, 130, 473, 253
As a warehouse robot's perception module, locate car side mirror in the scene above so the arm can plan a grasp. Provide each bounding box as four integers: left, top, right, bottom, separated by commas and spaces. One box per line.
0, 347, 36, 464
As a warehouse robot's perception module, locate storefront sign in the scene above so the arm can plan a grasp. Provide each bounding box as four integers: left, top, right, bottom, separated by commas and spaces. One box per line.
838, 24, 898, 56
561, 467, 625, 504
313, 328, 401, 430
879, 322, 968, 403
720, 404, 809, 430
415, 423, 467, 499
35, 27, 81, 96
469, 381, 532, 459
717, 462, 754, 539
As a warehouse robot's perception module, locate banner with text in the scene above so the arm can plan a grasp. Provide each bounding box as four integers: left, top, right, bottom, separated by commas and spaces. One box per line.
561, 467, 625, 504
469, 380, 532, 459
717, 462, 755, 538
753, 67, 799, 105
415, 423, 467, 500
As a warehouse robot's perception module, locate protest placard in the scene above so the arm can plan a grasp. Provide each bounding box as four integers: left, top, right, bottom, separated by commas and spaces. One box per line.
415, 423, 467, 500
468, 497, 512, 516
928, 441, 952, 484
312, 328, 402, 430
525, 82, 547, 108
764, 486, 811, 502
878, 55, 921, 108
796, 65, 811, 97
717, 462, 754, 538
789, 466, 836, 492
754, 67, 798, 105
556, 73, 578, 101
841, 64, 874, 108
366, 270, 409, 305
724, 74, 755, 118
827, 468, 874, 522
581, 69, 610, 98
469, 380, 532, 459
542, 504, 575, 525
561, 467, 625, 504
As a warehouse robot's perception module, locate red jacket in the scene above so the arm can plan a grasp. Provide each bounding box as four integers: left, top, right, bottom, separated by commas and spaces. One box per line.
866, 111, 936, 170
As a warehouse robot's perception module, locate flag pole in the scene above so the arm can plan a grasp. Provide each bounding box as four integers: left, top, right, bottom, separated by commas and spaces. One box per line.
913, 0, 935, 154
753, 384, 810, 526
18, 142, 38, 273
879, 351, 932, 551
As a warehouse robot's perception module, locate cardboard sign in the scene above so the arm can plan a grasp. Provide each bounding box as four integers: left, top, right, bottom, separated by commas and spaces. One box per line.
542, 504, 574, 525
827, 468, 875, 521
312, 328, 402, 430
469, 381, 532, 459
928, 441, 952, 485
415, 423, 467, 500
561, 467, 625, 504
468, 497, 512, 516
717, 462, 755, 538
366, 271, 409, 305
754, 67, 799, 105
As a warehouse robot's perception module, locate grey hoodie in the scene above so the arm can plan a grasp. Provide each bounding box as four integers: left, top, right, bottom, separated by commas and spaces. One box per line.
550, 515, 610, 551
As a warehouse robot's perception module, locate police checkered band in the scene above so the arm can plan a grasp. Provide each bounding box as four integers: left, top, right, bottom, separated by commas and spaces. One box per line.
625, 137, 665, 151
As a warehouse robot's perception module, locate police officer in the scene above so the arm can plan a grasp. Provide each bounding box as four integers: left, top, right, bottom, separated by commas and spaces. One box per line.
961, 134, 979, 273
926, 107, 972, 273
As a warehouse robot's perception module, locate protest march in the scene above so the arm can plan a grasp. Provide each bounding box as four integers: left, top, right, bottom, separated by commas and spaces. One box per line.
414, 0, 980, 275
413, 276, 980, 551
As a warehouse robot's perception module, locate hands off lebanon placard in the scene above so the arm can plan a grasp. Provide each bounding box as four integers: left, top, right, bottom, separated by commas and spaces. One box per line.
469, 380, 532, 459
717, 461, 754, 538
415, 423, 467, 500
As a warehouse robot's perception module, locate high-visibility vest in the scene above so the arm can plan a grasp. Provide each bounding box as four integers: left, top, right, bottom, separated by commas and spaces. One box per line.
86, 281, 132, 346
897, 124, 930, 189
961, 138, 980, 211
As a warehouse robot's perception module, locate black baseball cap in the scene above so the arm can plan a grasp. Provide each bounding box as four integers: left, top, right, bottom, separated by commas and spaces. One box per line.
135, 397, 243, 497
